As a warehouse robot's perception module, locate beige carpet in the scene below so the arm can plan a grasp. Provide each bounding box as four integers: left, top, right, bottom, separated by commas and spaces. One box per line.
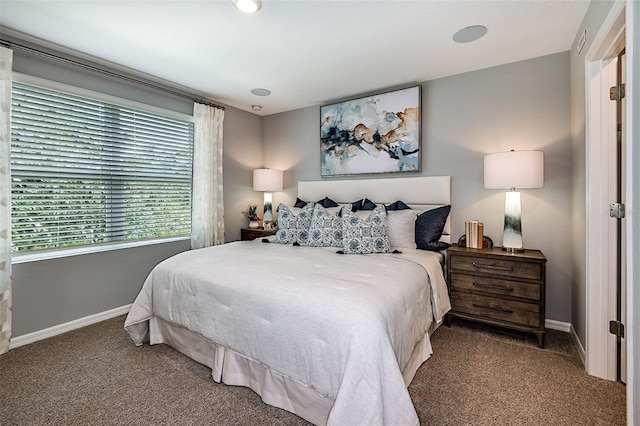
0, 316, 626, 425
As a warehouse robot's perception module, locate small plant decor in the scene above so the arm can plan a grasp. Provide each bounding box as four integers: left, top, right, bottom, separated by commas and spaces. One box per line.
243, 205, 261, 222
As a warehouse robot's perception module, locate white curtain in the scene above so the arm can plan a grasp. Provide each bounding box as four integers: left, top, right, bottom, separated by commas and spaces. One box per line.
191, 103, 225, 249
0, 46, 13, 354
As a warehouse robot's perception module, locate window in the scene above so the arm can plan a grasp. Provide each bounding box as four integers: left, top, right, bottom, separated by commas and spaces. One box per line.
10, 79, 194, 252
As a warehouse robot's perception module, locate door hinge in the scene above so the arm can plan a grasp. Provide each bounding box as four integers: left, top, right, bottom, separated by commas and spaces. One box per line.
610, 203, 626, 219
610, 83, 626, 101
609, 320, 625, 338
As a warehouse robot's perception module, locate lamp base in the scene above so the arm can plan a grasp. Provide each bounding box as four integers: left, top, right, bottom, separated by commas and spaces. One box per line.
502, 246, 525, 253
263, 192, 273, 223
502, 190, 524, 252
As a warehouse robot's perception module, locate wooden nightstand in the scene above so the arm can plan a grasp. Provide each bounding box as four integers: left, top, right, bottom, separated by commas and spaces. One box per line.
241, 227, 277, 241
446, 244, 547, 348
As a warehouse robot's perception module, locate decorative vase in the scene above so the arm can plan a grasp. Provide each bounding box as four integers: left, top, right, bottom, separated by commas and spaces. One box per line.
249, 221, 259, 229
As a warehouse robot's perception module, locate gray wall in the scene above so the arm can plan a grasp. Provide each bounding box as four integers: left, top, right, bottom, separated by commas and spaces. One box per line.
264, 53, 574, 323
11, 241, 189, 336
223, 104, 265, 242
568, 0, 615, 346
7, 35, 263, 337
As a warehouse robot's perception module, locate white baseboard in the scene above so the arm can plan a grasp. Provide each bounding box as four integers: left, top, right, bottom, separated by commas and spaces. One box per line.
545, 320, 585, 367
570, 324, 586, 367
9, 304, 131, 350
545, 319, 571, 333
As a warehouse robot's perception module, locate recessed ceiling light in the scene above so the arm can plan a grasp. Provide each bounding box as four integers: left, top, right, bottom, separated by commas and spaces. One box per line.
251, 105, 262, 111
452, 25, 488, 43
234, 0, 261, 14
251, 88, 271, 96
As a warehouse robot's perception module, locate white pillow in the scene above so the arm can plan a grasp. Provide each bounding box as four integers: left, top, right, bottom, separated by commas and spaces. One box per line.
387, 210, 419, 249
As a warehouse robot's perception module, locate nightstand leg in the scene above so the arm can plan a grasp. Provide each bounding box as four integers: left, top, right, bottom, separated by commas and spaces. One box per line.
536, 331, 545, 349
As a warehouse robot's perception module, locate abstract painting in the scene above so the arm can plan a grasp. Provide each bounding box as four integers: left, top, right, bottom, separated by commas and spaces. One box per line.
320, 86, 421, 176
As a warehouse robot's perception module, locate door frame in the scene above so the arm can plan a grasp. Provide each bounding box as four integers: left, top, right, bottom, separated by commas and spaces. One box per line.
584, 1, 625, 381
624, 1, 638, 423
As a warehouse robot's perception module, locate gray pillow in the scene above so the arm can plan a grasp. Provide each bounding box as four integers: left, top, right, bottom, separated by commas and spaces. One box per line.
387, 209, 419, 249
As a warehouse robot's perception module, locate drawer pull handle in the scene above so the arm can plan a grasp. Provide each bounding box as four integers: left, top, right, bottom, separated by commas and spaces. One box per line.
472, 262, 513, 272
472, 303, 514, 314
472, 282, 514, 292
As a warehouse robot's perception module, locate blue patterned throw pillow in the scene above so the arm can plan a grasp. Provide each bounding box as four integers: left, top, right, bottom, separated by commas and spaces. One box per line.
274, 203, 314, 245
341, 205, 390, 254
306, 204, 343, 247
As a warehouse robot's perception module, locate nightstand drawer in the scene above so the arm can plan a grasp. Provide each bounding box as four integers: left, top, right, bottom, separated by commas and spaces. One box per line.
450, 273, 540, 301
450, 291, 541, 327
450, 255, 541, 281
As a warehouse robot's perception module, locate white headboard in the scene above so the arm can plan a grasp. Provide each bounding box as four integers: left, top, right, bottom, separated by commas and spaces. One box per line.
298, 176, 451, 242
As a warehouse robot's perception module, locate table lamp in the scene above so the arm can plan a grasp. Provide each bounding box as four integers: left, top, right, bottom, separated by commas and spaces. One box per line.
484, 150, 544, 252
253, 168, 283, 224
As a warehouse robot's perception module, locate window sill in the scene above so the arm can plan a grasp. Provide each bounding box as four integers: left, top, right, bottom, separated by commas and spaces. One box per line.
11, 236, 190, 264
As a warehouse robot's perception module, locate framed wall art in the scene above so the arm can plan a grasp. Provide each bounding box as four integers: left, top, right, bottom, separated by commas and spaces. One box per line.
320, 85, 421, 177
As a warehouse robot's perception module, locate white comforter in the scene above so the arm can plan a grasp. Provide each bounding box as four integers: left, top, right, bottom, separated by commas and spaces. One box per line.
125, 241, 450, 425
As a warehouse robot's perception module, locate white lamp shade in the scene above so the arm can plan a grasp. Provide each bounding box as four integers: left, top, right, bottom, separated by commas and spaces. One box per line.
484, 150, 544, 189
253, 169, 283, 192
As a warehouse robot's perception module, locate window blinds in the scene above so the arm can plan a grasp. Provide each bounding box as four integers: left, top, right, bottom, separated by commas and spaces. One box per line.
11, 81, 194, 251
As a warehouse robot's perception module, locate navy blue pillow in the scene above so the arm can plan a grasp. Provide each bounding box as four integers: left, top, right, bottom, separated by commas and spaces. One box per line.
293, 197, 308, 208
415, 205, 451, 251
385, 200, 411, 211
351, 198, 377, 212
316, 197, 339, 208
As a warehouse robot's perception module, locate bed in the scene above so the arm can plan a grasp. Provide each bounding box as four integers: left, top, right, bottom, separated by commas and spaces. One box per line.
125, 176, 452, 426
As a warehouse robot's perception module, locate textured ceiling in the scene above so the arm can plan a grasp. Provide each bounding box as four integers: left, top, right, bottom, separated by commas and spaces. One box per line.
0, 0, 590, 116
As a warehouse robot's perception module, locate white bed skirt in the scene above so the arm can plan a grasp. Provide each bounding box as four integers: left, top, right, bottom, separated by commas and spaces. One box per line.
148, 317, 440, 425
